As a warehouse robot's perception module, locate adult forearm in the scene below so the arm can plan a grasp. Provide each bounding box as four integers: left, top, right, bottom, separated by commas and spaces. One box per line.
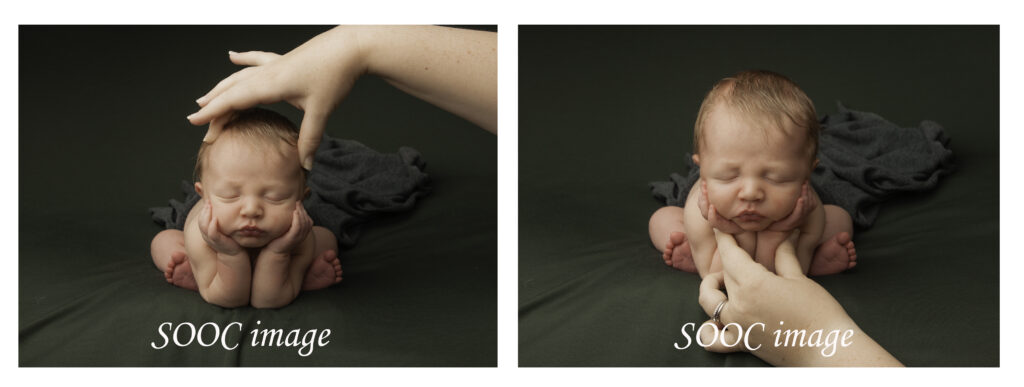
355, 25, 497, 133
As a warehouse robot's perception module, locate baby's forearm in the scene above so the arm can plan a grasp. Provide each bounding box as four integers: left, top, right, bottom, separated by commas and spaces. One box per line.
198, 251, 252, 308
249, 251, 303, 309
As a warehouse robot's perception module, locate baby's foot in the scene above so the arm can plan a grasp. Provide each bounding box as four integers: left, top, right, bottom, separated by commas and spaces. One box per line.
809, 232, 858, 276
302, 250, 343, 291
663, 231, 697, 273
164, 251, 198, 291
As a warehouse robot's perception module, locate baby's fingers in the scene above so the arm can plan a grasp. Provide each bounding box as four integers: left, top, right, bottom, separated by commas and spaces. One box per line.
698, 181, 711, 220
709, 205, 743, 234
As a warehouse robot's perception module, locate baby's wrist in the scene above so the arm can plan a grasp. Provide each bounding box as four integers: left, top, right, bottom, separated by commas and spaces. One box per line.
215, 249, 249, 263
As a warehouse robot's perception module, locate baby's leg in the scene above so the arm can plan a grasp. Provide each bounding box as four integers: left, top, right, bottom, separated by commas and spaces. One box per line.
150, 229, 198, 290
301, 226, 343, 290
648, 206, 696, 273
809, 205, 858, 276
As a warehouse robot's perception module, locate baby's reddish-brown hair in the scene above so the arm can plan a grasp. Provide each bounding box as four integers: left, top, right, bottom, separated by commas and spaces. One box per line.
694, 70, 820, 164
193, 108, 308, 190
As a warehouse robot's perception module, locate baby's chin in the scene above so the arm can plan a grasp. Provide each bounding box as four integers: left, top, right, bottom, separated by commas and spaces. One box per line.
733, 218, 773, 232
232, 234, 275, 249
236, 239, 269, 249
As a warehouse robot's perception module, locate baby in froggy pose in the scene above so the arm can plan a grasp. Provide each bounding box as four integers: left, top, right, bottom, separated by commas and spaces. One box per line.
150, 108, 342, 308
649, 70, 857, 278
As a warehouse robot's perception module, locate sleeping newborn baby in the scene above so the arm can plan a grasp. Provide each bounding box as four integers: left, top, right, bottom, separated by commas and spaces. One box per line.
649, 70, 857, 278
150, 108, 342, 308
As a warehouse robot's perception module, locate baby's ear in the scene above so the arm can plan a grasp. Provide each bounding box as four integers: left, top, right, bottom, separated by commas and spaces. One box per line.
813, 158, 820, 169
692, 154, 701, 166
194, 182, 204, 197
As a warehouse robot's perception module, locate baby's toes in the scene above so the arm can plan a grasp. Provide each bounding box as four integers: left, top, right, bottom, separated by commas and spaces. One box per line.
669, 231, 686, 246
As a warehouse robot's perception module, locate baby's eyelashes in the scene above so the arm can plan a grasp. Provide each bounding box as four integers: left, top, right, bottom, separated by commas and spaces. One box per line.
215, 195, 240, 202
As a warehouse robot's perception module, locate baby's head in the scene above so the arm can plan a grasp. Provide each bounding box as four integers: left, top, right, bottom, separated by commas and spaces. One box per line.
692, 70, 819, 231
194, 108, 309, 248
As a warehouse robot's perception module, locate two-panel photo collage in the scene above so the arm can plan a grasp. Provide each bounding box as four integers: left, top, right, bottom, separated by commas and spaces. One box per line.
17, 24, 1000, 374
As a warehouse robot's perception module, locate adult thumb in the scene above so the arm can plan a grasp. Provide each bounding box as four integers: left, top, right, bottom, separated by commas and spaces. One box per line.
297, 110, 328, 171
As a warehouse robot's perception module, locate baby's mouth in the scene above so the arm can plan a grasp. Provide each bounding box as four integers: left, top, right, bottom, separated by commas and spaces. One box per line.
237, 225, 265, 237
735, 210, 764, 223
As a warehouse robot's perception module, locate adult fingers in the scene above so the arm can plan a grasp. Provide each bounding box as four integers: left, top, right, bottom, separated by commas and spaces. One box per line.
196, 67, 254, 108
713, 229, 768, 284
773, 230, 806, 279
699, 271, 728, 318
202, 113, 229, 143
229, 50, 281, 66
297, 109, 328, 170
188, 83, 262, 126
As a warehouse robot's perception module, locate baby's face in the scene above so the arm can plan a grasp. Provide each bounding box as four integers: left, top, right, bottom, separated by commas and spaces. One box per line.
198, 136, 305, 248
697, 107, 813, 232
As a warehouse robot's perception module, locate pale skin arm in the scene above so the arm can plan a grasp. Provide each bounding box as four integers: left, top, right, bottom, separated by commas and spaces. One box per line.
698, 229, 902, 366
188, 25, 497, 170
249, 203, 315, 309
183, 199, 251, 308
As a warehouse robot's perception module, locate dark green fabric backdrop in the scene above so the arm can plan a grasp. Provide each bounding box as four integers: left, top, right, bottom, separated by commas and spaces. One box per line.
518, 26, 998, 366
19, 25, 496, 366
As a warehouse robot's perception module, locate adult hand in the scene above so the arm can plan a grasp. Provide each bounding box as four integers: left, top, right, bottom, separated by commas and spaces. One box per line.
697, 229, 901, 366
198, 200, 244, 256
765, 180, 818, 231
188, 27, 367, 170
264, 202, 314, 255
187, 26, 498, 171
697, 180, 745, 234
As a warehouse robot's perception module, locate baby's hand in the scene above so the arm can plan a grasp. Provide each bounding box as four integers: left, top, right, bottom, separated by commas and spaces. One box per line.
698, 180, 745, 234
265, 202, 313, 255
198, 200, 243, 256
766, 181, 818, 232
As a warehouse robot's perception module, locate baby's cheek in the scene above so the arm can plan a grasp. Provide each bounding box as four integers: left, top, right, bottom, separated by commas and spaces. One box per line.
769, 191, 801, 218
707, 189, 736, 212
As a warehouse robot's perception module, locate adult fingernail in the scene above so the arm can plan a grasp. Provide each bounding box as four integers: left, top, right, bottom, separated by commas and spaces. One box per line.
302, 156, 313, 171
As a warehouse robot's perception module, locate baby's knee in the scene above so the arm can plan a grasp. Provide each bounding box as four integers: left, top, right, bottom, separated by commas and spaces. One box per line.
649, 206, 685, 229
312, 226, 338, 253
151, 229, 183, 253
823, 205, 853, 232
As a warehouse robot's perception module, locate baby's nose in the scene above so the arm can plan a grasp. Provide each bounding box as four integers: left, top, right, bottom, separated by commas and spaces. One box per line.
240, 200, 263, 218
738, 180, 764, 201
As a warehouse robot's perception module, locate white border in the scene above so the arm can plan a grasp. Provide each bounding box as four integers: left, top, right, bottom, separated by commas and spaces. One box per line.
5, 0, 1022, 384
